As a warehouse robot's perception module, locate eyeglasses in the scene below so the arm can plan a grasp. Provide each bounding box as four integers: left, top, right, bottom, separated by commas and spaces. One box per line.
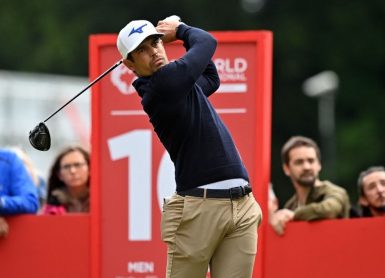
60, 162, 87, 172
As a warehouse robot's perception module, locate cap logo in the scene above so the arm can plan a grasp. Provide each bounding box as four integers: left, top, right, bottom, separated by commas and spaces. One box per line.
129, 23, 148, 36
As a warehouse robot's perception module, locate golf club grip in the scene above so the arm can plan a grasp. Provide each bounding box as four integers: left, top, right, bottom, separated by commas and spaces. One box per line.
43, 59, 123, 123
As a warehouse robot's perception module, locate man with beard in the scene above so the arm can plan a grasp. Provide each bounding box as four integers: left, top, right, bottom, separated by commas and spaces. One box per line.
270, 136, 350, 236
356, 166, 385, 217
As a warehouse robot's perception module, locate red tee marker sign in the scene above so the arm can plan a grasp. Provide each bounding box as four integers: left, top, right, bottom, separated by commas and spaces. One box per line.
90, 30, 272, 278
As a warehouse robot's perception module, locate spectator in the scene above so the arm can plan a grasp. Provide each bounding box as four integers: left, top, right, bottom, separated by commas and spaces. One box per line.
9, 146, 47, 210
355, 166, 385, 217
42, 146, 90, 215
270, 136, 350, 236
0, 148, 39, 237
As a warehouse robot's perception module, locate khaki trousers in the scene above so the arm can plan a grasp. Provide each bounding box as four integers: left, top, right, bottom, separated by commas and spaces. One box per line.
161, 192, 262, 278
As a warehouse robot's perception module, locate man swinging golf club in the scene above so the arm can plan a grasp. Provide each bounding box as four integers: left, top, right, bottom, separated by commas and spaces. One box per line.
117, 16, 262, 278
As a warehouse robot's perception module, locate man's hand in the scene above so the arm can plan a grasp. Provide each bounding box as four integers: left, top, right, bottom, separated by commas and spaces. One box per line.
0, 217, 9, 238
156, 16, 182, 44
269, 209, 295, 236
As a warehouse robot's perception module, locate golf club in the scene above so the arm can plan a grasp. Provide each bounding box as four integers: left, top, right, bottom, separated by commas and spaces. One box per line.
29, 59, 123, 151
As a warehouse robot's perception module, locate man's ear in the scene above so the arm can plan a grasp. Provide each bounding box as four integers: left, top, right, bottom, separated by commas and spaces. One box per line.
123, 59, 135, 73
359, 196, 369, 206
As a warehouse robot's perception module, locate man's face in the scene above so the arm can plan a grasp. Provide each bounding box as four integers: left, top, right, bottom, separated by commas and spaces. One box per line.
360, 171, 385, 209
123, 36, 168, 77
283, 146, 321, 187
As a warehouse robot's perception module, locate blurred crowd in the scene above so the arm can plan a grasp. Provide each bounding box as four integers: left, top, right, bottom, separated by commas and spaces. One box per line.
268, 135, 385, 236
1, 135, 384, 238
0, 145, 90, 237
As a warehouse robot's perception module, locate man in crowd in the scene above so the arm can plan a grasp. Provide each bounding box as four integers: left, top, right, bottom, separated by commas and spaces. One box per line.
356, 166, 385, 217
270, 136, 350, 235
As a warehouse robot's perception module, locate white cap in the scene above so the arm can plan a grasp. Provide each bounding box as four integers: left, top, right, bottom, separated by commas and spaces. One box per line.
163, 15, 181, 22
117, 20, 163, 59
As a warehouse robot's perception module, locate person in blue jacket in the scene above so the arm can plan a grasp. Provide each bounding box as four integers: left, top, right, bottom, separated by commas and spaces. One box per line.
117, 17, 262, 278
0, 148, 39, 237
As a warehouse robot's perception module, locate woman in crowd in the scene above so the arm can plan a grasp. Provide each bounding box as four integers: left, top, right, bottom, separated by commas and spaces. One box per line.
43, 145, 90, 215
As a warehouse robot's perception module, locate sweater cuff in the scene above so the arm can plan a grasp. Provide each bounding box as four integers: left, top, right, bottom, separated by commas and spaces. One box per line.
176, 23, 189, 40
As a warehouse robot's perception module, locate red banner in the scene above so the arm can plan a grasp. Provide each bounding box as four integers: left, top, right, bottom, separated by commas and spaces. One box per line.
90, 30, 272, 278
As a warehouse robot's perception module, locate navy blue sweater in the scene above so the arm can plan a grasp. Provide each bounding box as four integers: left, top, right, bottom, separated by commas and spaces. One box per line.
133, 24, 249, 191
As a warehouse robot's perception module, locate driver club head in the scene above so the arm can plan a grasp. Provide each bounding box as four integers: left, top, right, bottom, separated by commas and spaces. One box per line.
29, 122, 51, 151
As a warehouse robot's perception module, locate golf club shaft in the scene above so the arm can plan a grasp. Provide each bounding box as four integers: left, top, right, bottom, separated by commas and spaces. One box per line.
43, 59, 123, 123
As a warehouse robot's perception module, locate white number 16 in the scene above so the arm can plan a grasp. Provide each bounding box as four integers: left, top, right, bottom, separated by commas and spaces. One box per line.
108, 130, 176, 241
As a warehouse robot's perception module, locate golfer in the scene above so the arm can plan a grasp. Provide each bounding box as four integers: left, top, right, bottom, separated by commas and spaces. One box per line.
117, 17, 262, 278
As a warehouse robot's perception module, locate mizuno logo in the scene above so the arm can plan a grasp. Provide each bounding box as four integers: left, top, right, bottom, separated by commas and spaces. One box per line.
129, 23, 148, 36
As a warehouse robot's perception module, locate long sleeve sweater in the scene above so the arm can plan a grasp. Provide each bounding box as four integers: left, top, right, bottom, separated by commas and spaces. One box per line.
133, 24, 249, 191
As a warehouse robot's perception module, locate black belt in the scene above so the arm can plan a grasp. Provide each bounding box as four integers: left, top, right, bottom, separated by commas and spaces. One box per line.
177, 185, 252, 199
